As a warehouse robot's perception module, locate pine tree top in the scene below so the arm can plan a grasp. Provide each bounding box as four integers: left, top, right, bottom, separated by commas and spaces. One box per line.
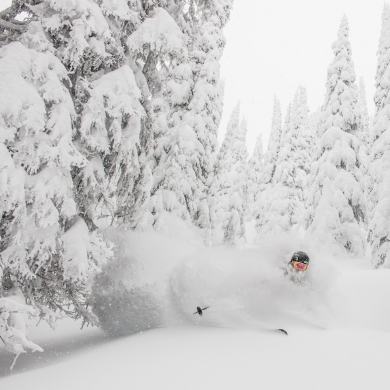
375, 4, 390, 112
331, 15, 354, 75
321, 14, 359, 136
271, 97, 282, 139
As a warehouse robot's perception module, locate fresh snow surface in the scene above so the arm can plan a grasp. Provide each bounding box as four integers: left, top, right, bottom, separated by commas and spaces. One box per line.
1, 224, 390, 389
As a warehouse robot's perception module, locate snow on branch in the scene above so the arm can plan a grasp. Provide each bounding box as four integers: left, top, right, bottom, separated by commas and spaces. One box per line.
0, 297, 43, 370
0, 18, 27, 32
127, 7, 188, 59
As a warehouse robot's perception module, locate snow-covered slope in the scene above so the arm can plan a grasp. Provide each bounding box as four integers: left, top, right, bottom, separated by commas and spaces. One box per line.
1, 252, 390, 390
2, 325, 390, 390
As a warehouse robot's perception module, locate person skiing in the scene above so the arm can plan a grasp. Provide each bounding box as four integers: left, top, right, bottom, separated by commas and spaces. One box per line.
289, 251, 309, 272
285, 251, 310, 284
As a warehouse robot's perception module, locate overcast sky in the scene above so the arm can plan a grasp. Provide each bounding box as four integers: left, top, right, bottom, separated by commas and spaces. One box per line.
0, 0, 386, 154
219, 0, 386, 153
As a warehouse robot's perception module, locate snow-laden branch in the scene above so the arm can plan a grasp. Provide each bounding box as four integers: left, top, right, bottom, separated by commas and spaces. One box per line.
0, 18, 26, 31
0, 297, 43, 370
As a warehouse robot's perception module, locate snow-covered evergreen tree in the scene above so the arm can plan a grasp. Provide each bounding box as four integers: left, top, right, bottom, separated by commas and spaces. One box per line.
1, 0, 151, 234
292, 86, 313, 218
0, 0, 233, 325
358, 77, 370, 151
210, 104, 248, 245
309, 107, 322, 143
367, 4, 390, 267
254, 97, 283, 236
356, 76, 371, 229
76, 66, 147, 228
357, 77, 370, 187
186, 0, 232, 185
223, 118, 249, 245
265, 100, 301, 235
0, 41, 112, 324
262, 97, 283, 185
247, 134, 264, 215
305, 15, 366, 257
283, 102, 293, 139
148, 1, 233, 230
0, 0, 166, 324
255, 87, 311, 238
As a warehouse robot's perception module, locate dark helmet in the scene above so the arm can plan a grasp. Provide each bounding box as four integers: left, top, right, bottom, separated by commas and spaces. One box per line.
290, 251, 310, 265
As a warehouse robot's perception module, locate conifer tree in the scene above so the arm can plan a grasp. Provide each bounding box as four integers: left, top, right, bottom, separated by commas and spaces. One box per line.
294, 86, 313, 185
148, 0, 233, 230
223, 118, 249, 245
0, 0, 166, 323
128, 5, 194, 227
0, 41, 112, 324
261, 97, 283, 185
267, 99, 301, 234
0, 0, 235, 328
254, 98, 283, 236
358, 77, 370, 151
290, 86, 314, 227
210, 104, 248, 245
247, 134, 264, 215
186, 0, 233, 184
368, 4, 390, 267
255, 88, 311, 238
305, 16, 366, 257
13, 0, 154, 232
283, 102, 293, 138
309, 107, 322, 143
357, 77, 370, 226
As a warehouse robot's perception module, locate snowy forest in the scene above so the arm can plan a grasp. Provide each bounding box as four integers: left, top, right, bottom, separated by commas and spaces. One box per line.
1, 0, 390, 386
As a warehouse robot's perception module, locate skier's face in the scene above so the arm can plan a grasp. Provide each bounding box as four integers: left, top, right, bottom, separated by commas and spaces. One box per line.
291, 261, 307, 272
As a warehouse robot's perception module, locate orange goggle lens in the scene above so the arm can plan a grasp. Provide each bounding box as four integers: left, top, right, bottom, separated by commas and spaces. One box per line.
292, 261, 308, 271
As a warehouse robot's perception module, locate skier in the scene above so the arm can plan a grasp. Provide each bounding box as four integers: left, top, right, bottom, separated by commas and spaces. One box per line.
289, 251, 309, 272
285, 251, 310, 284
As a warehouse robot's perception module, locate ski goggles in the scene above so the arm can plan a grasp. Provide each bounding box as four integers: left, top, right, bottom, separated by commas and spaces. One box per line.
291, 261, 308, 271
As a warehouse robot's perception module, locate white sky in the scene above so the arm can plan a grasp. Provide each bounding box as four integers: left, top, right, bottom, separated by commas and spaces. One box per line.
219, 0, 385, 154
0, 1, 10, 13
0, 0, 385, 154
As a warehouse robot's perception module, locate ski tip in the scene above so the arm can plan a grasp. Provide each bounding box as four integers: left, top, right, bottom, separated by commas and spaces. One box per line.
278, 328, 288, 335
